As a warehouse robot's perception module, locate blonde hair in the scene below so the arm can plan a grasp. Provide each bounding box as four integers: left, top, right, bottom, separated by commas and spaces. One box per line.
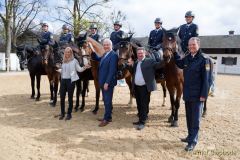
63, 47, 74, 63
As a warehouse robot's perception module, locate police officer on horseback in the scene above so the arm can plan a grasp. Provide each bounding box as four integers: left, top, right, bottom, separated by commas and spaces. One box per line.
59, 24, 74, 45
110, 21, 124, 51
148, 18, 164, 62
178, 11, 199, 54
89, 24, 101, 43
39, 22, 54, 46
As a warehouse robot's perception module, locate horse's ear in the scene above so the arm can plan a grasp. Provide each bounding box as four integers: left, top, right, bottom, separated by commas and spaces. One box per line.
83, 32, 87, 40
128, 33, 134, 41
11, 43, 17, 49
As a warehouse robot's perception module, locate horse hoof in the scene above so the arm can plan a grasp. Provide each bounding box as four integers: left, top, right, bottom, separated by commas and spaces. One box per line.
74, 107, 79, 112
161, 104, 165, 107
35, 98, 40, 101
49, 102, 56, 107
80, 107, 85, 112
92, 109, 98, 115
30, 96, 35, 99
168, 116, 173, 123
171, 121, 178, 127
202, 112, 207, 118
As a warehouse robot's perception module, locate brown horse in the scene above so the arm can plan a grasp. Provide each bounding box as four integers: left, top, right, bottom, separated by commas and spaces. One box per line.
38, 41, 61, 106
117, 35, 167, 107
162, 29, 184, 127
74, 34, 105, 114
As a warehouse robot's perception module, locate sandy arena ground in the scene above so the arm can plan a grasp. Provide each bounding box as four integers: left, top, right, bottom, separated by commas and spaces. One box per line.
0, 72, 239, 160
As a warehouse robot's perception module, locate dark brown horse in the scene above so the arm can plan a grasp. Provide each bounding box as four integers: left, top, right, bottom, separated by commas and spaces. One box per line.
117, 35, 167, 107
38, 41, 61, 106
162, 29, 184, 127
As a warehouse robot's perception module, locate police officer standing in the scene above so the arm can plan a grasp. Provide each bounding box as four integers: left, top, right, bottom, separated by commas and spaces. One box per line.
59, 24, 74, 45
173, 37, 210, 152
39, 22, 54, 46
148, 18, 164, 62
110, 21, 124, 51
178, 11, 199, 54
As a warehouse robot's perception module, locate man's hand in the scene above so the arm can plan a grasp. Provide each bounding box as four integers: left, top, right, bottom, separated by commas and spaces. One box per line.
200, 97, 206, 102
104, 83, 109, 91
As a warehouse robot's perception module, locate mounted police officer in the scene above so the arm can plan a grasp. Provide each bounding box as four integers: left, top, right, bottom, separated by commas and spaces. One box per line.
39, 22, 54, 46
173, 37, 211, 152
148, 18, 165, 79
148, 18, 164, 62
59, 24, 74, 45
178, 11, 199, 54
110, 21, 124, 51
89, 24, 101, 43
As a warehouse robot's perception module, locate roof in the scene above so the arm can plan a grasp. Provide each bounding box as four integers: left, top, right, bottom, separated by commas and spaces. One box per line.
199, 35, 240, 49
134, 34, 240, 49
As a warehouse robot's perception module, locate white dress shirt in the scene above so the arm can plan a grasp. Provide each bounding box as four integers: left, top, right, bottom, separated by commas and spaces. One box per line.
134, 60, 146, 86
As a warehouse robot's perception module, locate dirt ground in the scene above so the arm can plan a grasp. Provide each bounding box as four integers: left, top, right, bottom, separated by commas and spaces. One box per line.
0, 72, 239, 160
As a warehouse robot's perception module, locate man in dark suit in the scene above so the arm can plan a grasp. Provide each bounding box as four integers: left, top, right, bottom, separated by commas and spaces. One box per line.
127, 47, 165, 130
97, 39, 118, 127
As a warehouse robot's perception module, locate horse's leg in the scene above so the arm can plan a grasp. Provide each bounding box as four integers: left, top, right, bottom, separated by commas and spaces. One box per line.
161, 81, 167, 107
80, 79, 88, 112
125, 75, 133, 107
86, 82, 89, 97
92, 79, 100, 114
51, 77, 59, 107
49, 78, 54, 104
171, 83, 183, 127
166, 85, 175, 123
35, 74, 41, 101
74, 79, 81, 112
30, 73, 35, 99
202, 99, 207, 118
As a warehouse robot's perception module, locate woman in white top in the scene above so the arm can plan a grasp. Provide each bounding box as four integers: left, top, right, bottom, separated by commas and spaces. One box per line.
58, 47, 90, 120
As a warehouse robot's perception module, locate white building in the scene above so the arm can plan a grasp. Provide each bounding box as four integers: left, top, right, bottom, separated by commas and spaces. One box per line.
0, 53, 21, 71
200, 31, 240, 75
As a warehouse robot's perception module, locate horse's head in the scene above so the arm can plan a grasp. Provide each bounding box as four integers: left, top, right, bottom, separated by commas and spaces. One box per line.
162, 28, 179, 63
75, 33, 88, 48
75, 33, 94, 67
117, 34, 135, 78
15, 45, 36, 70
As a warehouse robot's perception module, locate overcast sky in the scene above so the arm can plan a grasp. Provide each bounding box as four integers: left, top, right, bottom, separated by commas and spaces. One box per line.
110, 0, 240, 37
2, 0, 239, 37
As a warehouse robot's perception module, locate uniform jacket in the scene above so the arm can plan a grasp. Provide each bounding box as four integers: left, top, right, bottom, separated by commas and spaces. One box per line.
174, 50, 210, 101
178, 23, 199, 53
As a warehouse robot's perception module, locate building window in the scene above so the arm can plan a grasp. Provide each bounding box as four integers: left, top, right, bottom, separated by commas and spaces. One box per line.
221, 57, 237, 65
224, 48, 236, 53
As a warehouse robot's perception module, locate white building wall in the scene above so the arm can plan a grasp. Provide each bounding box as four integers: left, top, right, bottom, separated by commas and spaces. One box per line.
0, 53, 20, 71
208, 54, 240, 74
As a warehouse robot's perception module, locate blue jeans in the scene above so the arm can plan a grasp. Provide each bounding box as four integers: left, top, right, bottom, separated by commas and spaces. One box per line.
185, 101, 203, 145
101, 86, 114, 121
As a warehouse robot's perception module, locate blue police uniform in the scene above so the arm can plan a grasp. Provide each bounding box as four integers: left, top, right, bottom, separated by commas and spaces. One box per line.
90, 33, 100, 42
59, 33, 74, 44
110, 30, 124, 51
148, 28, 164, 62
40, 31, 54, 46
174, 50, 210, 147
178, 23, 199, 53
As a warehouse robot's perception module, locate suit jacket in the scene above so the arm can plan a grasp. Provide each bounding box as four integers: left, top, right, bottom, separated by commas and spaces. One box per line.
131, 58, 164, 92
98, 50, 118, 87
